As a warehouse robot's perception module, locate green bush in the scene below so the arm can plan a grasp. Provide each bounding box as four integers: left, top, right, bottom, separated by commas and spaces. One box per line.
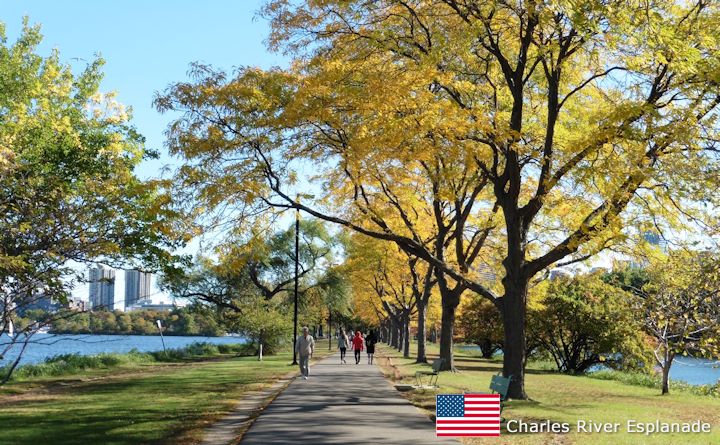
527, 275, 650, 374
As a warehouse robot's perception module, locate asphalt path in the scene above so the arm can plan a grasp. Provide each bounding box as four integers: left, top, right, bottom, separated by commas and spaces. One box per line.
240, 352, 457, 444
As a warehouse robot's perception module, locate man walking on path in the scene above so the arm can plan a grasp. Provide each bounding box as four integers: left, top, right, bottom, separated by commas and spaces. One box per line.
351, 330, 364, 364
295, 326, 315, 379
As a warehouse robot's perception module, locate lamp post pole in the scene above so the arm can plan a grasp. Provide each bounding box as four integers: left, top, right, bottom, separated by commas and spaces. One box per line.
291, 203, 300, 366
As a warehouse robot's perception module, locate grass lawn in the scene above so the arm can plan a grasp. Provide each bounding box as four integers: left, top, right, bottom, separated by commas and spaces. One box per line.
0, 349, 329, 445
377, 343, 720, 445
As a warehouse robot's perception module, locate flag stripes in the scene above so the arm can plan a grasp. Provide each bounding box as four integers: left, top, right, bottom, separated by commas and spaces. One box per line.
436, 393, 501, 437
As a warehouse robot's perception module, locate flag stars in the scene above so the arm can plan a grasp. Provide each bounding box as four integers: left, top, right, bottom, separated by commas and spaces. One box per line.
437, 395, 464, 417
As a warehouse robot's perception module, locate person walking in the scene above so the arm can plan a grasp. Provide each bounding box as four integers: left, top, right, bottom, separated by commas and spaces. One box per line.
337, 329, 349, 364
295, 326, 315, 379
351, 330, 364, 365
365, 329, 377, 365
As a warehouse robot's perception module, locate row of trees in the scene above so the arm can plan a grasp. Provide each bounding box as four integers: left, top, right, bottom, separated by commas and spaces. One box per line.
16, 307, 225, 337
156, 0, 720, 399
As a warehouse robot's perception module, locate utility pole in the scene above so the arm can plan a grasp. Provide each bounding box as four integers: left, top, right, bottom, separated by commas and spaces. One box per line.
291, 203, 300, 366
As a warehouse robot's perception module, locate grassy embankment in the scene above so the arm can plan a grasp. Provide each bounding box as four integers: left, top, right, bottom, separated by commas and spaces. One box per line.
377, 343, 720, 445
0, 342, 330, 445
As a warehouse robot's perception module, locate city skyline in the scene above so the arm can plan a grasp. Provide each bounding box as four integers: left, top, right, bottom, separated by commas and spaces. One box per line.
88, 266, 116, 310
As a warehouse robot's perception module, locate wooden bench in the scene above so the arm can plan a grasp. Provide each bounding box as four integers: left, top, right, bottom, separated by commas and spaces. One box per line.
415, 358, 445, 387
489, 373, 512, 416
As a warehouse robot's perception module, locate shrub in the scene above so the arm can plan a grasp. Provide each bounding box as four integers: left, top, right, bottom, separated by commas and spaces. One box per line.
527, 275, 650, 374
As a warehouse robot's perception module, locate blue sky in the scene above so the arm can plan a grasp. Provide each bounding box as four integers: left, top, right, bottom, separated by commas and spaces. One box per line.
2, 1, 287, 307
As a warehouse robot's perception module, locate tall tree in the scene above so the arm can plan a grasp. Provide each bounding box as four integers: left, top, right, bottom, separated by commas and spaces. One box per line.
158, 1, 720, 398
0, 20, 182, 383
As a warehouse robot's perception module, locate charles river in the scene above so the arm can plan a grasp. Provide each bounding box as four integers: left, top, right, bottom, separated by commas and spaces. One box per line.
0, 334, 246, 368
2, 335, 720, 386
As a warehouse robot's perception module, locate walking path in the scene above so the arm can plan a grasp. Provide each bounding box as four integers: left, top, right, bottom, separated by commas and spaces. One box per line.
239, 352, 454, 444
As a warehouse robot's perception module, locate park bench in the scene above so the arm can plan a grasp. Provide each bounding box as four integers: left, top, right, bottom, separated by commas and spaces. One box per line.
414, 358, 445, 388
489, 373, 512, 417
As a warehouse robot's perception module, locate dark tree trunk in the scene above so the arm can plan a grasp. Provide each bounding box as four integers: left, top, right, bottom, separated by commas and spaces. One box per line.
391, 319, 399, 348
500, 278, 528, 399
478, 338, 494, 359
415, 302, 428, 363
397, 320, 403, 352
437, 268, 463, 372
403, 313, 411, 358
439, 297, 460, 371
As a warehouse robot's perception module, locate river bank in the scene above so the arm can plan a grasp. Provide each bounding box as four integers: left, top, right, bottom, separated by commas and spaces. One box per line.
0, 333, 247, 367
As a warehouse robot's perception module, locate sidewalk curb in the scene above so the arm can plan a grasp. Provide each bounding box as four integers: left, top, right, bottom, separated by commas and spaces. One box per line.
200, 353, 332, 445
199, 371, 297, 445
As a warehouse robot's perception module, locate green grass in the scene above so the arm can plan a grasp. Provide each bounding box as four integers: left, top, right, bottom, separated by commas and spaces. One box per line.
1, 342, 255, 381
378, 342, 720, 445
0, 346, 307, 445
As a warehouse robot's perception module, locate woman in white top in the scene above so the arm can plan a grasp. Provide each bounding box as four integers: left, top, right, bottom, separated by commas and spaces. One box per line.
337, 329, 349, 364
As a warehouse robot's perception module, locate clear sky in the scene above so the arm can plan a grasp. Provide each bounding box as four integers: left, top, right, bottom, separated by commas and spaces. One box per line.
2, 0, 286, 307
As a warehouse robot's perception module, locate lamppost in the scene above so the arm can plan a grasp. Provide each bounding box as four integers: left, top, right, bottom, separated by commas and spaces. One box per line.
291, 202, 300, 366
291, 193, 313, 366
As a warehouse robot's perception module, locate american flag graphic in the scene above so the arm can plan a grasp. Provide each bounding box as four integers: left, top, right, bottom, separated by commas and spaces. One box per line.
436, 394, 501, 437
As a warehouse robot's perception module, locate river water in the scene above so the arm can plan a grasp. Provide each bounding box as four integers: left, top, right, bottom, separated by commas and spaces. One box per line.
0, 334, 246, 367
454, 345, 720, 386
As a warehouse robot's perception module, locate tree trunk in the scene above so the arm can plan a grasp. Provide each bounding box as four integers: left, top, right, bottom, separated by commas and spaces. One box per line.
416, 302, 428, 363
479, 338, 494, 359
391, 319, 399, 348
661, 350, 675, 395
439, 297, 459, 371
403, 314, 411, 358
501, 278, 528, 399
328, 311, 332, 350
397, 320, 403, 352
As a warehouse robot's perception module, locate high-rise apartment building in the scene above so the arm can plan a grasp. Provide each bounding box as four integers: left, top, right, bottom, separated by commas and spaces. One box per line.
124, 269, 152, 308
89, 266, 115, 310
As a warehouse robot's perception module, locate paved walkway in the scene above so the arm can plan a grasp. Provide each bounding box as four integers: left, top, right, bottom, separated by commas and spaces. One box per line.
240, 352, 455, 444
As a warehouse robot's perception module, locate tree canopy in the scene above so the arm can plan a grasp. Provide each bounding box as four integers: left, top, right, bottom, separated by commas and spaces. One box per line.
157, 0, 720, 398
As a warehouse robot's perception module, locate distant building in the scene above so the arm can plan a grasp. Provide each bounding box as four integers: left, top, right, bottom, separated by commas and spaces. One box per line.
549, 269, 572, 281
14, 291, 61, 316
644, 231, 668, 252
89, 266, 115, 310
66, 298, 88, 312
125, 299, 175, 312
124, 269, 152, 308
